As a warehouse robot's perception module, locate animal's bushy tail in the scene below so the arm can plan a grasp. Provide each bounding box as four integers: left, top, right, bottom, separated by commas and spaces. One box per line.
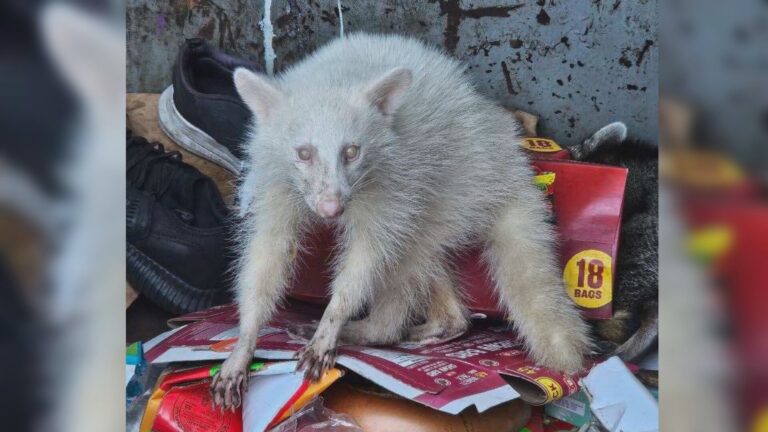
614, 307, 658, 361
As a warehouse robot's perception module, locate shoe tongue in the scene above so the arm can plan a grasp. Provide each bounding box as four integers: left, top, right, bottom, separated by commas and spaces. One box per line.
127, 140, 184, 201
127, 139, 163, 183
156, 166, 228, 229
186, 176, 229, 228
144, 158, 181, 199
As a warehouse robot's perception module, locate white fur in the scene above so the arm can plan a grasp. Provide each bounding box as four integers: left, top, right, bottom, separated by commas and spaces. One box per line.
215, 33, 591, 406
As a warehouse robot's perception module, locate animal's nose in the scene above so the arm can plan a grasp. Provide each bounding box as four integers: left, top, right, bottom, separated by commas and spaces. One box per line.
316, 196, 343, 218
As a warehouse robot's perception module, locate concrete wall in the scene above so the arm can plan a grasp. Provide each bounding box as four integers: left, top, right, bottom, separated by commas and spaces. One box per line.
127, 0, 658, 145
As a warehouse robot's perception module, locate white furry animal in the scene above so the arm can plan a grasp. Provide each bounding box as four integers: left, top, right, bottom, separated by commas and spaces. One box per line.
211, 33, 590, 408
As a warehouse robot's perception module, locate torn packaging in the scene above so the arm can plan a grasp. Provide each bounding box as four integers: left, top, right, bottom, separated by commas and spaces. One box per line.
140, 361, 342, 432
146, 302, 591, 415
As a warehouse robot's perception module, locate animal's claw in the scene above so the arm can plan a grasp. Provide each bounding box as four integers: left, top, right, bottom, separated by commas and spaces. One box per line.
296, 340, 337, 382
209, 364, 249, 410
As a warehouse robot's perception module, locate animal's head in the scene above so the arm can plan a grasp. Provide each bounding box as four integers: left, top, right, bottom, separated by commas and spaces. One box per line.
234, 67, 412, 219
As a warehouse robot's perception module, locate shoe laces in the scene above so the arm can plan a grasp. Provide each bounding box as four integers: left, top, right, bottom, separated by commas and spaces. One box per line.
127, 138, 184, 199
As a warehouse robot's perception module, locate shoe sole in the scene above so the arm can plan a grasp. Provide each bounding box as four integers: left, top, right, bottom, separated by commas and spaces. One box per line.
158, 86, 243, 175
127, 242, 227, 314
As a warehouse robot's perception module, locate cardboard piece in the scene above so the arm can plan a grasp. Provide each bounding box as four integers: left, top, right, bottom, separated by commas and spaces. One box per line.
145, 303, 591, 415
580, 357, 658, 432
511, 109, 539, 137
126, 283, 139, 309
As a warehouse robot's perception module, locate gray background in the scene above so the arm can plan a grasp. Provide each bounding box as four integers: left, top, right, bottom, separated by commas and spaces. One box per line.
127, 0, 658, 145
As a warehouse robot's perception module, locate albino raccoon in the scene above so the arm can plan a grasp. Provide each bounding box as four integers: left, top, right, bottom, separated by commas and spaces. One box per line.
211, 33, 590, 408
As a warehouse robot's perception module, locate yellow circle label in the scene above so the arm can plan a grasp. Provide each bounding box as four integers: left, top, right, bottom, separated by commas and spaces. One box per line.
536, 377, 564, 402
522, 138, 563, 153
563, 249, 613, 309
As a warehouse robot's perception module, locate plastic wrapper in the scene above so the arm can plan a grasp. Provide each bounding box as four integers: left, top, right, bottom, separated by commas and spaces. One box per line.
268, 397, 362, 432
139, 362, 342, 432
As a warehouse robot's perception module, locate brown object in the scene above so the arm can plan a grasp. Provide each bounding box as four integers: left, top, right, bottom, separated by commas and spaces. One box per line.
126, 93, 236, 203
512, 109, 539, 137
126, 283, 139, 308
323, 382, 531, 432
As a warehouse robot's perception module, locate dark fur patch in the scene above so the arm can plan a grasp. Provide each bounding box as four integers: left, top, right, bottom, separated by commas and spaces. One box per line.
582, 135, 658, 359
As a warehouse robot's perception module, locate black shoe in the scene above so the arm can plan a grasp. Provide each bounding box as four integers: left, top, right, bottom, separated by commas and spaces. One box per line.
158, 38, 257, 174
126, 131, 233, 313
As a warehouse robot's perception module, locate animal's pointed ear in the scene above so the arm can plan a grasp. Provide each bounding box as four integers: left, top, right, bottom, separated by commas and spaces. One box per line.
363, 67, 413, 116
574, 121, 627, 159
234, 68, 283, 121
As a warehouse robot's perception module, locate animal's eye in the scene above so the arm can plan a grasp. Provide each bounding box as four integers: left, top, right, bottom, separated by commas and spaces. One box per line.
297, 148, 312, 161
344, 145, 360, 162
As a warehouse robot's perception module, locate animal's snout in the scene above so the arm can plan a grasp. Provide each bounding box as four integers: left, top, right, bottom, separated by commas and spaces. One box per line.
316, 195, 344, 218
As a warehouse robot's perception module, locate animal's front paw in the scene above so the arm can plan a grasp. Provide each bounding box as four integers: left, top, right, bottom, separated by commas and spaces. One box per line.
210, 352, 250, 410
530, 332, 591, 373
295, 336, 337, 382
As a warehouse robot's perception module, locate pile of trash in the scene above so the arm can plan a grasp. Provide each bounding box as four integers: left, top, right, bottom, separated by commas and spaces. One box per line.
126, 300, 658, 432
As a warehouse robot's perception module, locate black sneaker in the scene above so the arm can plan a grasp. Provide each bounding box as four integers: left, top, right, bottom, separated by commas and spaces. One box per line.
158, 38, 257, 174
126, 131, 233, 313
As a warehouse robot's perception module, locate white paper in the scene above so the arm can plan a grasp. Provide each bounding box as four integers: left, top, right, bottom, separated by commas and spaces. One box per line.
581, 357, 659, 432
242, 371, 306, 432
125, 364, 135, 387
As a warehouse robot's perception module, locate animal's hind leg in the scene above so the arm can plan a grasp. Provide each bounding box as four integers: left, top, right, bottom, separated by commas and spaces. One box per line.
405, 268, 469, 344
338, 250, 443, 346
338, 284, 411, 346
485, 201, 591, 372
